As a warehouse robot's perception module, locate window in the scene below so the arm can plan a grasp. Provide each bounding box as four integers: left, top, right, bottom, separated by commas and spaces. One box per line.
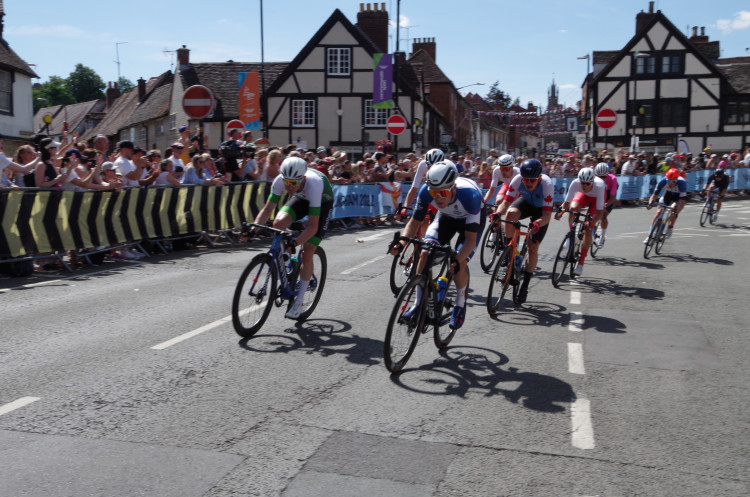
169, 114, 176, 130
139, 127, 147, 141
726, 101, 750, 124
661, 55, 682, 74
156, 123, 165, 135
658, 100, 688, 127
364, 99, 389, 127
635, 56, 656, 75
327, 48, 351, 76
0, 69, 12, 113
292, 100, 315, 127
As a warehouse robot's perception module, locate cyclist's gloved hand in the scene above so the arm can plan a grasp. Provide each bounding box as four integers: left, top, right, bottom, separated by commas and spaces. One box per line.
530, 221, 541, 234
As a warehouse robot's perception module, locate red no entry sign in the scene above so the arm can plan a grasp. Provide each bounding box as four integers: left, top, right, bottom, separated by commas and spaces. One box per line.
596, 108, 617, 129
225, 119, 245, 137
386, 114, 407, 135
182, 85, 215, 119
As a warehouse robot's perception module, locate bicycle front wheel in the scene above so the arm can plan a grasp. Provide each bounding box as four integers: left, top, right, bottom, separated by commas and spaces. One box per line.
390, 242, 416, 295
590, 228, 600, 258
479, 223, 500, 273
552, 235, 572, 288
434, 267, 467, 349
232, 254, 277, 338
643, 220, 658, 259
654, 220, 667, 254
384, 276, 427, 372
699, 201, 711, 227
487, 246, 514, 315
289, 246, 327, 321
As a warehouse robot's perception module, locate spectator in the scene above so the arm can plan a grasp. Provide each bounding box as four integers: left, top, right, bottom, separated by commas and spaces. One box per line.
474, 161, 493, 188
259, 149, 281, 183
620, 154, 641, 176
219, 129, 244, 181
366, 151, 390, 182
704, 154, 718, 170
101, 161, 122, 186
182, 154, 226, 185
647, 153, 660, 174
240, 144, 260, 181
202, 153, 223, 180
562, 158, 576, 177
314, 146, 327, 164
153, 159, 182, 186
3, 144, 40, 187
93, 134, 111, 160
30, 138, 65, 188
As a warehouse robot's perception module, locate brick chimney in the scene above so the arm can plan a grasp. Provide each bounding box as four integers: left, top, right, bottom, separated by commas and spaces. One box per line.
137, 77, 146, 101
411, 38, 436, 61
636, 1, 656, 34
689, 26, 709, 43
105, 82, 121, 109
356, 3, 389, 53
176, 45, 190, 68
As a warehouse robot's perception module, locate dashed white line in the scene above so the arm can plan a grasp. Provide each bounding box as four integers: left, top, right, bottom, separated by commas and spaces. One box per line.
570, 291, 581, 305
340, 254, 388, 275
571, 397, 595, 449
0, 396, 40, 416
568, 312, 584, 332
568, 343, 585, 375
356, 230, 395, 242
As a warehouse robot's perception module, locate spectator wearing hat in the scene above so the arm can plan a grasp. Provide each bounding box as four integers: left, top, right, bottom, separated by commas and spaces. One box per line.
169, 142, 186, 172
314, 146, 327, 164
114, 141, 141, 187
621, 154, 641, 176
219, 129, 243, 181
133, 147, 160, 186
101, 161, 122, 185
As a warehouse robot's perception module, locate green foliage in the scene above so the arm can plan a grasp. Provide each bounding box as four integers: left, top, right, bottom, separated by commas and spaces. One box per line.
486, 81, 512, 108
33, 75, 75, 113
117, 76, 135, 93
66, 63, 106, 102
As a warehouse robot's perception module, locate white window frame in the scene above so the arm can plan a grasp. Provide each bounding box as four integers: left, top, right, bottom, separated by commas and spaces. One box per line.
292, 100, 316, 127
327, 48, 351, 76
0, 69, 12, 113
156, 122, 165, 135
364, 99, 389, 127
169, 114, 177, 130
139, 127, 147, 141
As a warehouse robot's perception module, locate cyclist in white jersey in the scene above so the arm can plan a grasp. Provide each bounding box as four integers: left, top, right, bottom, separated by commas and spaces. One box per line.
484, 154, 520, 241
404, 148, 445, 208
390, 160, 486, 329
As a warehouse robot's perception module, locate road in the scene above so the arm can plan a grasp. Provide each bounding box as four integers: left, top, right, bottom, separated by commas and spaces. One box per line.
1, 198, 749, 497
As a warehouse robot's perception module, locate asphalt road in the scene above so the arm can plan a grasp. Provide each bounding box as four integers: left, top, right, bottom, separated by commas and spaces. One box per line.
1, 197, 749, 497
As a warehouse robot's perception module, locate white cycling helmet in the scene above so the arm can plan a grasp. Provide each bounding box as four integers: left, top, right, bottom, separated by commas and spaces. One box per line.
498, 154, 514, 167
578, 167, 596, 183
424, 148, 445, 166
425, 160, 458, 190
594, 162, 610, 177
279, 157, 308, 180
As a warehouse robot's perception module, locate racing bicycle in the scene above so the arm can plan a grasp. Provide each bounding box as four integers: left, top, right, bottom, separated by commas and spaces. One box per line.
699, 189, 719, 226
384, 233, 463, 373
487, 219, 531, 315
231, 223, 327, 338
479, 206, 506, 273
552, 209, 593, 287
643, 203, 677, 259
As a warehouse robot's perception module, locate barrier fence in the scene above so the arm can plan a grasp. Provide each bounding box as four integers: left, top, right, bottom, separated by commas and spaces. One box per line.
2, 170, 748, 259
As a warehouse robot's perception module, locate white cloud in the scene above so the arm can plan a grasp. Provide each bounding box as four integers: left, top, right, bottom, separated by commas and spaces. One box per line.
559, 84, 578, 91
6, 24, 113, 42
716, 11, 750, 32
560, 29, 567, 34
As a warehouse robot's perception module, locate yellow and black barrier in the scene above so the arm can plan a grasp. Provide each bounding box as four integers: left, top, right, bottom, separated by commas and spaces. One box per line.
0, 183, 273, 259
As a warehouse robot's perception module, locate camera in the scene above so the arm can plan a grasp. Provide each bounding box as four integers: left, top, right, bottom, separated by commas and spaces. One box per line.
220, 140, 242, 160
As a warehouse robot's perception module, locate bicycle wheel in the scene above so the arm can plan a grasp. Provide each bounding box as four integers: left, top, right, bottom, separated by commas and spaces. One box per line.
434, 267, 467, 348
590, 227, 600, 257
232, 254, 277, 338
479, 223, 501, 273
708, 199, 717, 225
643, 218, 659, 259
487, 246, 515, 315
552, 235, 572, 288
384, 276, 427, 372
288, 246, 327, 321
390, 242, 416, 295
699, 200, 711, 226
512, 245, 528, 304
569, 224, 585, 279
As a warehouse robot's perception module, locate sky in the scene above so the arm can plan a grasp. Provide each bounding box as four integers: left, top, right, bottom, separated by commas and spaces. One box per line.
4, 0, 749, 110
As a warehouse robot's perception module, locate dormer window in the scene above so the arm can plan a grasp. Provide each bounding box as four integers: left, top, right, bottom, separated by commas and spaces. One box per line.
327, 48, 351, 76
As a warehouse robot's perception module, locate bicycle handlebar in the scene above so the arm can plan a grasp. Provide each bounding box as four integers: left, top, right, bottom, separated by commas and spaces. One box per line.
555, 208, 593, 220
244, 222, 296, 240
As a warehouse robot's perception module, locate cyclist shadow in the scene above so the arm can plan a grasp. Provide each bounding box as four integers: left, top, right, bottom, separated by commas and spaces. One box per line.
490, 301, 570, 328
238, 318, 381, 366
652, 253, 734, 265
589, 255, 665, 270
563, 276, 666, 300
391, 345, 574, 413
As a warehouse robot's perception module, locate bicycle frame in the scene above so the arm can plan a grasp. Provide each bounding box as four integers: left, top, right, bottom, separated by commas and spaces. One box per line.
486, 219, 531, 314
250, 223, 298, 300
552, 209, 592, 287
644, 203, 676, 258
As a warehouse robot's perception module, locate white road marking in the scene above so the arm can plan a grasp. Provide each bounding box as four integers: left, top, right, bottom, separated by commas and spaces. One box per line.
356, 230, 396, 242
570, 291, 581, 305
568, 343, 585, 375
571, 397, 595, 449
568, 312, 584, 332
0, 396, 40, 416
340, 254, 388, 275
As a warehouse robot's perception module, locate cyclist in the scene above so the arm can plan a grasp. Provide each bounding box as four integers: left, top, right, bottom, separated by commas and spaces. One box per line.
484, 154, 520, 242
404, 148, 445, 209
645, 167, 687, 243
252, 156, 333, 318
390, 160, 485, 329
594, 162, 619, 247
702, 168, 730, 220
495, 158, 554, 303
555, 167, 606, 276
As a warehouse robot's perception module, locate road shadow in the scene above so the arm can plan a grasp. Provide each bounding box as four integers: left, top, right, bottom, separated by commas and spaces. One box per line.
589, 255, 665, 270
238, 318, 381, 366
390, 345, 574, 413
487, 301, 570, 328
653, 252, 734, 265
562, 276, 666, 300
583, 313, 627, 333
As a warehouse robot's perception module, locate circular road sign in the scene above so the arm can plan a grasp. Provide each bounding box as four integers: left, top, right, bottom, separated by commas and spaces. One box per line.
225, 119, 245, 137
182, 85, 215, 120
386, 114, 408, 135
596, 108, 617, 129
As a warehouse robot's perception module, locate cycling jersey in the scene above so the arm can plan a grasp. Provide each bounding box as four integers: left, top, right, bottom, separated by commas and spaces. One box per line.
565, 177, 606, 212
414, 177, 484, 232
268, 168, 333, 216
504, 174, 555, 211
602, 173, 618, 201
653, 177, 687, 199
487, 166, 520, 201
411, 160, 429, 187
706, 173, 730, 191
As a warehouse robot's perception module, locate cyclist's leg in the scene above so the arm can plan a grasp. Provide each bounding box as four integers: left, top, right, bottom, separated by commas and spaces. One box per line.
716, 188, 725, 213
517, 205, 547, 303
503, 197, 525, 244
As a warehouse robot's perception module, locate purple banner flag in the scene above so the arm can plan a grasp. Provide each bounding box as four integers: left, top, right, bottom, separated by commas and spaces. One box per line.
373, 53, 393, 109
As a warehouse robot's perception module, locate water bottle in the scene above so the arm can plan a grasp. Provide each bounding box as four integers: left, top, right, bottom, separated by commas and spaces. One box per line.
514, 254, 523, 271
436, 276, 449, 302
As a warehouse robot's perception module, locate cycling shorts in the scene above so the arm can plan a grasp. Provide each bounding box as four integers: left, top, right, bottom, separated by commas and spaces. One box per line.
279, 196, 332, 247
424, 209, 487, 261
510, 197, 548, 244
572, 192, 598, 218
660, 191, 682, 207
495, 183, 511, 203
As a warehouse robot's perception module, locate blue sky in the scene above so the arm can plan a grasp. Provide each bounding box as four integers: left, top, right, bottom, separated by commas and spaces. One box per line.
4, 0, 749, 110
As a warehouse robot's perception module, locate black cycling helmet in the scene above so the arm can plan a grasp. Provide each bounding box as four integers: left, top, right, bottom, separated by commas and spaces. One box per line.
715, 168, 725, 176
520, 159, 543, 178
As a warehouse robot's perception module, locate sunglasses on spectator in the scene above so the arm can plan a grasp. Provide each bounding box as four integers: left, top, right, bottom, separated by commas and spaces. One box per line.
284, 178, 302, 187
428, 188, 452, 198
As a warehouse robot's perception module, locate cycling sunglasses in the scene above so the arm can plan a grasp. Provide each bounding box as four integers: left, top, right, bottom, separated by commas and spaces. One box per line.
428, 188, 452, 198
580, 181, 593, 186
284, 178, 302, 187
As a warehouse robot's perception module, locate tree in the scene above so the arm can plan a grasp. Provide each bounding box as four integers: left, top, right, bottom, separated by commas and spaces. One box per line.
33, 75, 75, 113
117, 76, 135, 93
66, 63, 106, 102
486, 81, 512, 108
